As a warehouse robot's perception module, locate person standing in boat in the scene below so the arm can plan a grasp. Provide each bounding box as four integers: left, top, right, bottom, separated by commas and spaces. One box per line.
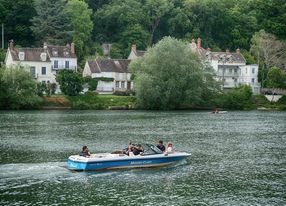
80, 145, 91, 157
156, 140, 165, 152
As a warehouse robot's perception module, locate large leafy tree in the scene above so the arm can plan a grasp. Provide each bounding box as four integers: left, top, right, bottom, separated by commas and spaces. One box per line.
56, 70, 83, 96
0, 0, 36, 47
129, 36, 219, 110
31, 0, 71, 45
65, 0, 93, 59
250, 30, 286, 87
0, 66, 42, 109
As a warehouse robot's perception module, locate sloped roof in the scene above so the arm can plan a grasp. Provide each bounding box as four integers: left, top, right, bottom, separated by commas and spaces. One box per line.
208, 52, 246, 63
10, 48, 51, 62
135, 50, 145, 57
88, 59, 131, 73
47, 45, 77, 58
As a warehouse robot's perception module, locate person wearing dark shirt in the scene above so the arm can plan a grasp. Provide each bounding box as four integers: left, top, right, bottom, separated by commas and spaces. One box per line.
156, 140, 165, 152
80, 145, 91, 157
133, 144, 143, 155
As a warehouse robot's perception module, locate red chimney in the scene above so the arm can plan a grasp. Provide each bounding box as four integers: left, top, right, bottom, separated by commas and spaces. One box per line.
197, 37, 201, 49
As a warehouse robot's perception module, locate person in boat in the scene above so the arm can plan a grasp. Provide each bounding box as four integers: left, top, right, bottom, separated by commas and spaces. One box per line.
213, 108, 219, 113
80, 145, 91, 157
156, 140, 165, 152
133, 144, 144, 155
123, 141, 134, 155
166, 142, 174, 154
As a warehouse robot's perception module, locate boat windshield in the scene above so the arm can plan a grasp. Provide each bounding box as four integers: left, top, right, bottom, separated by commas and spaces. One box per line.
143, 144, 163, 155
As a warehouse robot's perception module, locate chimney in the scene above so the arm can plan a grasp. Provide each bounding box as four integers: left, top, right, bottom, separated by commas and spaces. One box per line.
197, 37, 201, 49
9, 39, 14, 50
226, 49, 230, 54
236, 48, 240, 54
191, 38, 195, 43
131, 44, 136, 52
66, 43, 70, 48
207, 48, 211, 51
43, 42, 47, 50
71, 42, 75, 54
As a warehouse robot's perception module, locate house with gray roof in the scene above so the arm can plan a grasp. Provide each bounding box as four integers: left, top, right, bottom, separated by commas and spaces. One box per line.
83, 58, 133, 93
5, 40, 77, 92
128, 44, 146, 60
191, 38, 260, 94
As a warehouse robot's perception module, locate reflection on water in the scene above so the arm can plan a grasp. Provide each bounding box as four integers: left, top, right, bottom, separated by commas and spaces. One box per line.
0, 110, 285, 205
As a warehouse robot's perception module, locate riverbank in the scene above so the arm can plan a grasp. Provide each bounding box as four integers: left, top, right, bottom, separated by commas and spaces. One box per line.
41, 94, 136, 110
39, 94, 286, 111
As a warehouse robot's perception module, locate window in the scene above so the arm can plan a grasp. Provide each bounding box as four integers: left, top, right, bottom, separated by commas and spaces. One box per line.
252, 68, 255, 74
42, 67, 46, 75
245, 68, 248, 74
65, 61, 69, 69
30, 67, 36, 79
234, 68, 237, 73
116, 81, 119, 88
54, 60, 58, 69
252, 78, 255, 83
121, 81, 125, 88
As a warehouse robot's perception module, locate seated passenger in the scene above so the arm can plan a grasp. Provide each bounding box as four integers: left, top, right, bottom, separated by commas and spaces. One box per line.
123, 141, 134, 155
80, 145, 91, 157
156, 140, 165, 152
166, 142, 174, 154
133, 144, 143, 155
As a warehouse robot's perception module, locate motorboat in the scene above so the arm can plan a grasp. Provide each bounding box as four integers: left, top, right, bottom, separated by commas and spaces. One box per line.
67, 143, 191, 171
212, 110, 227, 114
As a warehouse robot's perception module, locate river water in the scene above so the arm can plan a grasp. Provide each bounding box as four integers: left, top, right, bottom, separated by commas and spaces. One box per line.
0, 110, 285, 206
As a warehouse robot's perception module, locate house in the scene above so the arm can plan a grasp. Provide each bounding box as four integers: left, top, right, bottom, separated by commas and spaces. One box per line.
128, 44, 145, 60
83, 58, 133, 93
190, 38, 261, 94
5, 40, 77, 91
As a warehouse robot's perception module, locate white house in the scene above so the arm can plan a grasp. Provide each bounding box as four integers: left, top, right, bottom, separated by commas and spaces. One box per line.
5, 40, 77, 91
83, 58, 133, 93
190, 38, 261, 94
128, 44, 145, 60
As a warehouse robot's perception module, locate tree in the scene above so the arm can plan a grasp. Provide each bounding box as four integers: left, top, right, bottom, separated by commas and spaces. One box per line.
266, 67, 286, 101
129, 36, 219, 110
0, 0, 36, 47
250, 30, 286, 87
65, 0, 93, 59
216, 84, 253, 110
31, 0, 71, 45
144, 0, 174, 45
0, 66, 42, 109
56, 70, 83, 96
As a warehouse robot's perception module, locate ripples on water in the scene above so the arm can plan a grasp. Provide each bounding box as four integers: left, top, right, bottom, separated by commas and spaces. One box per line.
0, 110, 285, 205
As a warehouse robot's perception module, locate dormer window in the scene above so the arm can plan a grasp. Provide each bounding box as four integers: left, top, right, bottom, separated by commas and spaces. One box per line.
40, 53, 47, 61
63, 51, 69, 56
19, 52, 25, 61
52, 48, 58, 56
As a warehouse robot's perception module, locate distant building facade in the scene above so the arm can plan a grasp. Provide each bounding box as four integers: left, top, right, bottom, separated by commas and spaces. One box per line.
5, 40, 77, 91
83, 58, 133, 93
190, 38, 261, 94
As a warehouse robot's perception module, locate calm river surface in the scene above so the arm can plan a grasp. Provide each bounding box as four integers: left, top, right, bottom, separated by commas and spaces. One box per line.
0, 110, 285, 206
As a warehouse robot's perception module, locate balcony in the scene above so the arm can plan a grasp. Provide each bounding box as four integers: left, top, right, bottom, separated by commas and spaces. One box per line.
51, 65, 76, 71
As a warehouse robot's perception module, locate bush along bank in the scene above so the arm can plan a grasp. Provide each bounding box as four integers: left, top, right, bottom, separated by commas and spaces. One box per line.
67, 94, 136, 110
